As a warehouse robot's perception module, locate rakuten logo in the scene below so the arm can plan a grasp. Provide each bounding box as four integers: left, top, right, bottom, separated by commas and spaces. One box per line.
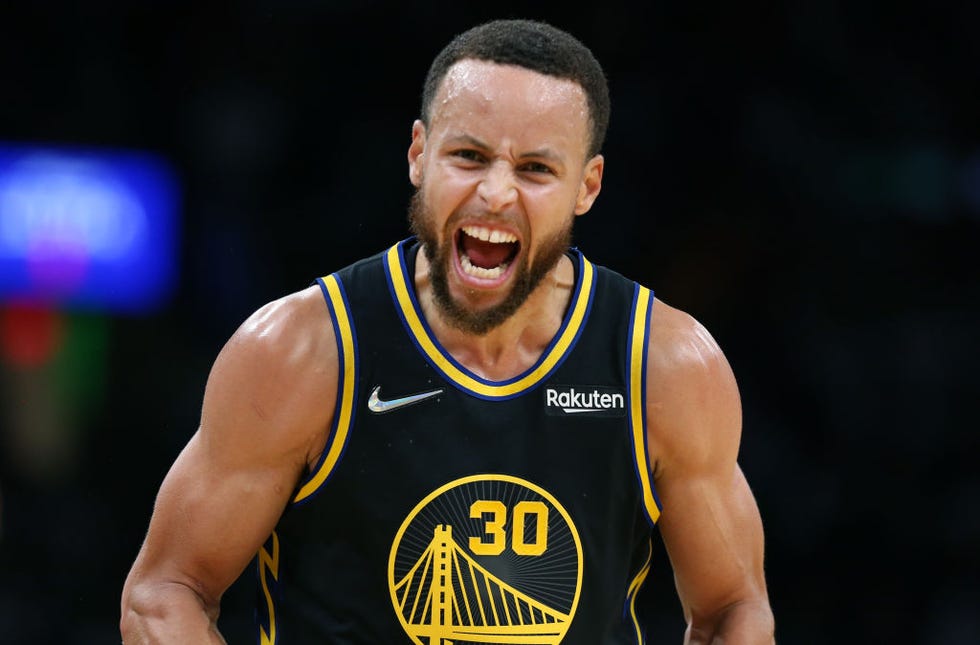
544, 386, 626, 417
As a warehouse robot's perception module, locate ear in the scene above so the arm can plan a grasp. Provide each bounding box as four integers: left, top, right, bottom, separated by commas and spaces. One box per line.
573, 154, 604, 216
408, 120, 427, 187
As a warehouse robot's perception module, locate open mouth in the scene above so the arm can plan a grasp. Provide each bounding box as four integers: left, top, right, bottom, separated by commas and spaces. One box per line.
456, 225, 520, 280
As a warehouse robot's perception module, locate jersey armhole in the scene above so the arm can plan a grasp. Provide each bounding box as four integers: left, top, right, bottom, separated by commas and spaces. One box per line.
627, 284, 663, 525
291, 274, 359, 504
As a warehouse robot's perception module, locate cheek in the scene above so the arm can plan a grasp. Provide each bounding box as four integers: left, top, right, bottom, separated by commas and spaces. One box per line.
527, 189, 578, 229
424, 173, 473, 215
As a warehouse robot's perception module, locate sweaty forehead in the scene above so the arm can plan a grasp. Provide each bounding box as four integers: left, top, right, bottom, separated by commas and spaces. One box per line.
430, 60, 590, 143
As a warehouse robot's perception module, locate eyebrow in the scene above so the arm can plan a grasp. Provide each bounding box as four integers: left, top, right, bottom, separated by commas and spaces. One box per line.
445, 134, 564, 163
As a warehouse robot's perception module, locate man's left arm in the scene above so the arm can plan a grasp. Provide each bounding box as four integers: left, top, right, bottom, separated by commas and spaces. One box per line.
645, 300, 775, 644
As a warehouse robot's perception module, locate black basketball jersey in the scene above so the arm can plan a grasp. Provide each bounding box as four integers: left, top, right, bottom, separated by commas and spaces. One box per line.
255, 238, 662, 644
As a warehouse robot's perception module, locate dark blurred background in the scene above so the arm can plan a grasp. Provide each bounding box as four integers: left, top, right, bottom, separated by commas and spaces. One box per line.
0, 2, 977, 643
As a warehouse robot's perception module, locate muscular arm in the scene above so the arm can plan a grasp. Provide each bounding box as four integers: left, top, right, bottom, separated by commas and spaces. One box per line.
120, 286, 337, 643
645, 299, 774, 644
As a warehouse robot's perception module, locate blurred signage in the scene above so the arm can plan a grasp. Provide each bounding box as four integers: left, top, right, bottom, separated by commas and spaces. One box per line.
0, 144, 180, 313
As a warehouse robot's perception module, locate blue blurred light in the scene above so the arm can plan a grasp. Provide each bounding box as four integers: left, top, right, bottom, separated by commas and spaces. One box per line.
0, 144, 180, 313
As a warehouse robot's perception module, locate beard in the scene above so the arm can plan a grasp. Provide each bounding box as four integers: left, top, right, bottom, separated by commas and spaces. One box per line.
408, 190, 573, 336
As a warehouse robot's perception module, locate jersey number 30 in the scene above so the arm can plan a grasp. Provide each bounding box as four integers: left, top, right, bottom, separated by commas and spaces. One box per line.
468, 500, 549, 556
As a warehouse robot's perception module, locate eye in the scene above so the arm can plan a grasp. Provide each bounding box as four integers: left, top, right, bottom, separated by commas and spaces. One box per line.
453, 149, 486, 163
519, 161, 554, 175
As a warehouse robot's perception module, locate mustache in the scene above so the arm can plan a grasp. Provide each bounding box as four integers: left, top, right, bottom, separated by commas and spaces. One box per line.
408, 188, 525, 236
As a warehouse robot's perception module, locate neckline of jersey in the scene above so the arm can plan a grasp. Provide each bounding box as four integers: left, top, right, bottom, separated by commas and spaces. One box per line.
383, 237, 596, 400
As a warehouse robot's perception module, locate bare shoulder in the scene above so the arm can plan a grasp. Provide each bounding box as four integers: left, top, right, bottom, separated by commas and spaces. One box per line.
217, 284, 336, 374
645, 298, 734, 383
645, 298, 742, 479
202, 284, 339, 467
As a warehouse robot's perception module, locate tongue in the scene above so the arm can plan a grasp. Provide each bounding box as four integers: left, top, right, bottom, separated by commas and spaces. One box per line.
462, 237, 514, 269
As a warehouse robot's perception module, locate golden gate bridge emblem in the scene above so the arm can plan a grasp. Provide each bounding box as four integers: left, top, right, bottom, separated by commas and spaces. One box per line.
393, 524, 570, 644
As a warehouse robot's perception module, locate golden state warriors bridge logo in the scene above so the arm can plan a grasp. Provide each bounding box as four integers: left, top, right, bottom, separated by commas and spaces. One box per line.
388, 474, 583, 644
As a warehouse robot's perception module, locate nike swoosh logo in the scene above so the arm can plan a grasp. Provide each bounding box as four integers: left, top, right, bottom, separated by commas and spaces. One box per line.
367, 386, 443, 414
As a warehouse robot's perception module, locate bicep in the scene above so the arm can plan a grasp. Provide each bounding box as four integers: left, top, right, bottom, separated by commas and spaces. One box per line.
656, 464, 767, 622
644, 301, 768, 622
138, 427, 302, 600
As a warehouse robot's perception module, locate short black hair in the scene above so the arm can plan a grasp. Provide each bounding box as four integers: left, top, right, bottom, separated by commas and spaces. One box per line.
421, 19, 610, 158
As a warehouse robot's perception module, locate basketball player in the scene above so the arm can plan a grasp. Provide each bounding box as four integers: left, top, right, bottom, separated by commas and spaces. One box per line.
121, 19, 774, 644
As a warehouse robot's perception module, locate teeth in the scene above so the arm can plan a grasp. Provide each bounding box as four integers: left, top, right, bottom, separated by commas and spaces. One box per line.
462, 226, 517, 244
458, 225, 517, 280
461, 253, 508, 279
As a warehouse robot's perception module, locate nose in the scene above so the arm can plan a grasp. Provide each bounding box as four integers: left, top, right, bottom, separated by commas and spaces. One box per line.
477, 161, 518, 213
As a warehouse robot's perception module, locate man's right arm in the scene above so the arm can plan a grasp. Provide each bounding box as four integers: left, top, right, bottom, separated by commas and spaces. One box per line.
120, 285, 338, 643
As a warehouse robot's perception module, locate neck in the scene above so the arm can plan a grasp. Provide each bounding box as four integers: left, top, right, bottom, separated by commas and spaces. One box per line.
414, 251, 575, 381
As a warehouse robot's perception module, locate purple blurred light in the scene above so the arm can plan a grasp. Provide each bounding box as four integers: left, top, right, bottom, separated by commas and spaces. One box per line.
0, 144, 181, 313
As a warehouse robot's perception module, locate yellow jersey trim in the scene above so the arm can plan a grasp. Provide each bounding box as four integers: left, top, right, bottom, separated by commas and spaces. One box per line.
293, 274, 357, 503
627, 539, 653, 644
630, 286, 662, 524
258, 531, 280, 645
384, 241, 594, 399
